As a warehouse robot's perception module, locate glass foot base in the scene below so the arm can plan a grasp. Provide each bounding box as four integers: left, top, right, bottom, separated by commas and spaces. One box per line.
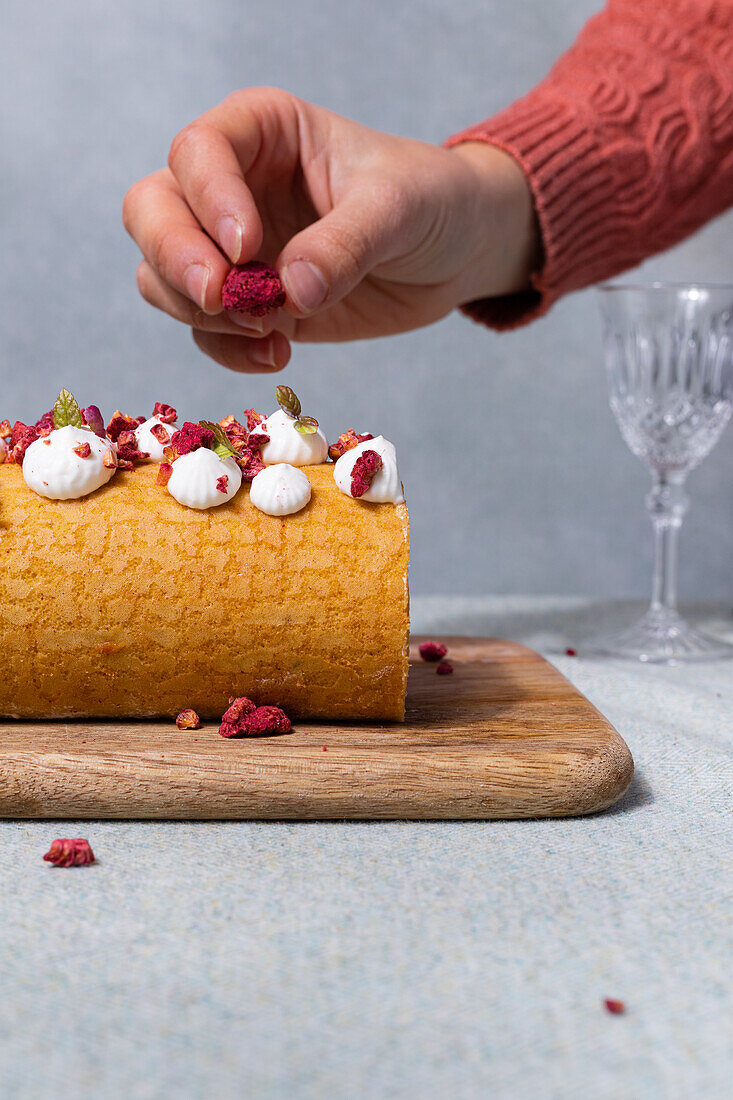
583, 608, 733, 664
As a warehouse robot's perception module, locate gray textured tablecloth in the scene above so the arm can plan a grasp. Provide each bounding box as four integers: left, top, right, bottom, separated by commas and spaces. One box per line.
1, 597, 731, 1100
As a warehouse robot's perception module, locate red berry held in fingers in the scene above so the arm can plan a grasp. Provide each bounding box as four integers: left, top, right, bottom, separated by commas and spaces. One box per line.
222, 262, 286, 317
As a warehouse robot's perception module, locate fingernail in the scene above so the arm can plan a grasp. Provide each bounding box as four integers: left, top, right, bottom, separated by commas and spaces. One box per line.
228, 312, 266, 334
217, 215, 242, 263
184, 264, 210, 310
283, 260, 328, 313
249, 337, 278, 369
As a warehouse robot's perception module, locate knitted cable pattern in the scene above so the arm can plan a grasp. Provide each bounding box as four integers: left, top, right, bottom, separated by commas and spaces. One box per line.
446, 0, 733, 328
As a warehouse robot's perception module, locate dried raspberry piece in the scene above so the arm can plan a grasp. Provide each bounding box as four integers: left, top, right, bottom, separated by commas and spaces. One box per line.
419, 641, 447, 663
106, 411, 140, 442
436, 659, 453, 675
244, 408, 267, 432
9, 422, 39, 465
229, 429, 269, 481
152, 402, 177, 424
219, 696, 257, 738
170, 422, 215, 456
176, 709, 200, 730
222, 262, 286, 317
328, 429, 374, 462
150, 423, 171, 444
156, 462, 173, 487
604, 999, 626, 1015
216, 474, 229, 494
116, 439, 148, 469
81, 405, 106, 437
350, 449, 382, 498
242, 705, 292, 735
73, 441, 91, 459
43, 838, 95, 867
34, 410, 55, 437
565, 647, 577, 657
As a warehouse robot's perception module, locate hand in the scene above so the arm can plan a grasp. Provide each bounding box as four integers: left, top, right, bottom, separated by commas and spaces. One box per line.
123, 87, 539, 372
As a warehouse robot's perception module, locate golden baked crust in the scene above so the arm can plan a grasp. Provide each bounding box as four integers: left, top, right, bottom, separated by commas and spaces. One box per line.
0, 463, 409, 720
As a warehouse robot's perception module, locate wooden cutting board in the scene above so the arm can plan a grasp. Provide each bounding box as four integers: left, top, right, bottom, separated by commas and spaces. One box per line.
0, 637, 633, 820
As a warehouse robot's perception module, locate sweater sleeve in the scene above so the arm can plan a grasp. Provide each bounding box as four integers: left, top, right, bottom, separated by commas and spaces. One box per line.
445, 0, 733, 329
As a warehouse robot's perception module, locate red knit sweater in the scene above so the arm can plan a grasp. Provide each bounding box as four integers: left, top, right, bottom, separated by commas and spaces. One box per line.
446, 0, 733, 328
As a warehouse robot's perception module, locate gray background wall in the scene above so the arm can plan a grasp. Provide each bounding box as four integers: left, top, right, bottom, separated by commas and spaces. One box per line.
1, 0, 731, 599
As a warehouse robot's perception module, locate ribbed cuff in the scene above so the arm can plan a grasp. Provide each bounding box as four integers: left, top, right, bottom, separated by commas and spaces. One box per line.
445, 91, 619, 330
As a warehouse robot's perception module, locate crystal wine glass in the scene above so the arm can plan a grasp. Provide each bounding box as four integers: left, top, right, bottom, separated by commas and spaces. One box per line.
588, 283, 733, 663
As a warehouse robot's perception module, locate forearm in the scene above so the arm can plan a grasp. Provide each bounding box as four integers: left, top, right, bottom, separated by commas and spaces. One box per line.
447, 0, 733, 329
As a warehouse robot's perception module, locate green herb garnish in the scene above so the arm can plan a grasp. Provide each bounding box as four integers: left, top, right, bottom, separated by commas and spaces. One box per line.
199, 420, 240, 461
52, 389, 83, 429
275, 386, 319, 434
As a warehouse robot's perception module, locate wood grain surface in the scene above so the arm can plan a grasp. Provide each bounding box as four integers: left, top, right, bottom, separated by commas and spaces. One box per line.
0, 637, 633, 820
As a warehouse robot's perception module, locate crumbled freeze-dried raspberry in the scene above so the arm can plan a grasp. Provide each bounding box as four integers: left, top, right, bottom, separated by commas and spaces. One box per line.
152, 402, 177, 424
176, 709, 200, 730
106, 411, 140, 442
81, 405, 106, 437
244, 408, 267, 432
150, 423, 171, 444
222, 262, 286, 317
35, 411, 55, 437
242, 705, 292, 735
156, 462, 173, 486
116, 437, 148, 469
328, 429, 374, 462
43, 838, 95, 867
350, 449, 382, 498
216, 474, 229, 494
419, 641, 447, 662
219, 696, 257, 738
73, 442, 91, 459
9, 422, 39, 465
604, 999, 626, 1015
229, 429, 269, 482
436, 659, 453, 675
170, 422, 215, 456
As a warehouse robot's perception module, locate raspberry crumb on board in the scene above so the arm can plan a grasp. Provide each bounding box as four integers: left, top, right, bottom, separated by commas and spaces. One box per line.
43, 838, 95, 867
222, 262, 286, 317
419, 641, 447, 662
219, 697, 292, 737
436, 659, 453, 675
176, 709, 200, 730
603, 999, 626, 1015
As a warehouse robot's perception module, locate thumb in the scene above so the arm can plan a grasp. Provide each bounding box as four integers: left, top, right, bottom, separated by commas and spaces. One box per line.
278, 185, 408, 316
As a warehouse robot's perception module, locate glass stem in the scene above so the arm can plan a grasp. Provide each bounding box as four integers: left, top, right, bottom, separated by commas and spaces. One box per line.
645, 472, 689, 617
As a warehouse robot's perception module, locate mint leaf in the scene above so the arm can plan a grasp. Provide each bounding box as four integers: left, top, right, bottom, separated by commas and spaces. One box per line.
199, 420, 239, 461
275, 385, 301, 420
53, 389, 83, 429
294, 416, 319, 435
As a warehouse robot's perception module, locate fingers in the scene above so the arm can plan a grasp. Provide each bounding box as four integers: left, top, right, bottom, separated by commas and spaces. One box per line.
123, 169, 230, 315
192, 329, 291, 374
278, 181, 412, 317
136, 261, 273, 336
168, 121, 263, 264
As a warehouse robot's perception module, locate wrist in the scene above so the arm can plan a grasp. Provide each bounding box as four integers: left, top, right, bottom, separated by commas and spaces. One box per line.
449, 141, 541, 304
